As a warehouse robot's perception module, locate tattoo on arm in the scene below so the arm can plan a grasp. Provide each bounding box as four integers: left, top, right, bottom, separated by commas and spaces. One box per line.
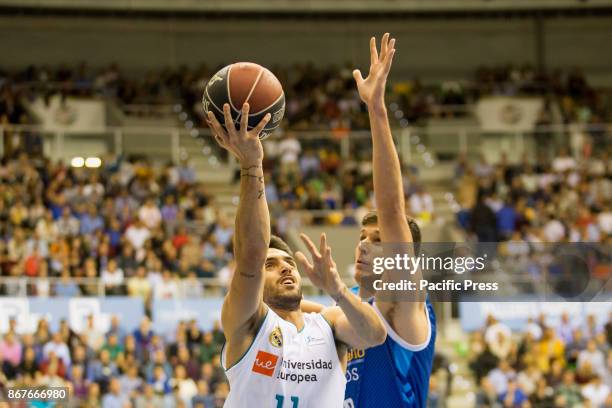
239, 271, 256, 278
241, 165, 265, 200
241, 173, 264, 183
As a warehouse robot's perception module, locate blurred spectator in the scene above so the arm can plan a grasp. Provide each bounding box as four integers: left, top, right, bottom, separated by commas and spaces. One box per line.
556, 370, 584, 407
154, 269, 180, 299
119, 365, 142, 400
101, 377, 129, 408
278, 132, 301, 177
135, 383, 164, 408
581, 375, 610, 407
128, 265, 153, 302
55, 268, 81, 297
139, 197, 162, 230
192, 380, 215, 408
88, 349, 119, 393
499, 380, 527, 407
42, 331, 71, 366
487, 359, 516, 396
578, 340, 606, 377
173, 364, 198, 406
101, 259, 125, 296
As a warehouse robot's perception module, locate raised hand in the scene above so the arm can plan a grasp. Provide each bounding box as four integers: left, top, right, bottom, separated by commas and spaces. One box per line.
207, 103, 270, 166
353, 33, 396, 109
295, 233, 345, 299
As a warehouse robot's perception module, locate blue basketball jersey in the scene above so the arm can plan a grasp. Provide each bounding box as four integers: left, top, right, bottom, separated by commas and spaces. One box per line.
344, 293, 436, 408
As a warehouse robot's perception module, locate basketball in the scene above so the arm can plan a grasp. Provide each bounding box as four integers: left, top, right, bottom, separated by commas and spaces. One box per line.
202, 62, 285, 140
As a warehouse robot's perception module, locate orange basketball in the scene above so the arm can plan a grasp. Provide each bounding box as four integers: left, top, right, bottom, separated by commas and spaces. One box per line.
202, 62, 285, 140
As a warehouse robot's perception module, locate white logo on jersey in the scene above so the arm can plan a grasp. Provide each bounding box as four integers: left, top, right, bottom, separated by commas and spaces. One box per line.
345, 367, 360, 383
306, 335, 325, 346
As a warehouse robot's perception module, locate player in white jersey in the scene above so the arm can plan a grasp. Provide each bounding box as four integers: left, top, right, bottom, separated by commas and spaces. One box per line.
206, 104, 386, 408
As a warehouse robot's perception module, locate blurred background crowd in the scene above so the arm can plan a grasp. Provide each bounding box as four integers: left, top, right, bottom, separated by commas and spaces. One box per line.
455, 149, 611, 244
0, 3, 611, 406
1, 62, 611, 131
0, 315, 229, 408
462, 312, 612, 408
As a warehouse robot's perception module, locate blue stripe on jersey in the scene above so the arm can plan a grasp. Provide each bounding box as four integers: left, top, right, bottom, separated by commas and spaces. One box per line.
344, 294, 436, 408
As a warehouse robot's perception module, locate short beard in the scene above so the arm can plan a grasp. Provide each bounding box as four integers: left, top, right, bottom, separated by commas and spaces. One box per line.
264, 287, 303, 311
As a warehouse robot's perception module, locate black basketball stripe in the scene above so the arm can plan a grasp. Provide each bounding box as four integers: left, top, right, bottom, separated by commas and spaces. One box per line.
226, 64, 239, 112
204, 87, 225, 114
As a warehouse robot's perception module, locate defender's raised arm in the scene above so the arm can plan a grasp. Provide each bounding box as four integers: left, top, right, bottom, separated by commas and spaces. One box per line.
354, 34, 429, 345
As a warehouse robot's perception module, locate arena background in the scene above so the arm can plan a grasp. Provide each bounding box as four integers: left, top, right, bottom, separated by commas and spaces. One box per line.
0, 0, 610, 407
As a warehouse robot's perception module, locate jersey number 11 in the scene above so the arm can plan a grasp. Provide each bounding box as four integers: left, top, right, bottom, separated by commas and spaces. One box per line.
275, 394, 299, 408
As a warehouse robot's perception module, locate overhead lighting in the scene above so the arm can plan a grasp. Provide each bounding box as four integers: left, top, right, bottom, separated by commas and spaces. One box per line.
85, 157, 102, 168
71, 157, 84, 168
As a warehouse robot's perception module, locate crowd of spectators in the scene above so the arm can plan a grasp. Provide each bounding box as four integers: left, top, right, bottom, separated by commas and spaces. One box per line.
394, 65, 611, 124
0, 63, 372, 132
2, 63, 610, 132
455, 146, 611, 285
256, 131, 435, 231
468, 311, 612, 407
472, 65, 611, 126
0, 148, 242, 302
456, 148, 611, 245
0, 315, 229, 407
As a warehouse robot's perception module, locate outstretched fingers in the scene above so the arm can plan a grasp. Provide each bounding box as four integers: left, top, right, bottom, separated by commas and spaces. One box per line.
353, 70, 365, 88
207, 111, 229, 147
323, 245, 334, 268
369, 36, 379, 66
380, 33, 390, 60
294, 251, 313, 272
223, 104, 237, 138
251, 113, 272, 138
239, 103, 250, 136
319, 233, 327, 258
300, 233, 321, 259
383, 48, 396, 75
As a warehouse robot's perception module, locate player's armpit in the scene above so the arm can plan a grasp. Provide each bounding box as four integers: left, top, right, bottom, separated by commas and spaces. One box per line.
376, 300, 429, 346
300, 299, 325, 313
222, 302, 268, 369
322, 305, 386, 349
221, 270, 266, 339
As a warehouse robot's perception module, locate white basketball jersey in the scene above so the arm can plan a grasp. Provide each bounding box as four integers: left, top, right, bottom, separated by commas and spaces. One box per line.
222, 308, 346, 408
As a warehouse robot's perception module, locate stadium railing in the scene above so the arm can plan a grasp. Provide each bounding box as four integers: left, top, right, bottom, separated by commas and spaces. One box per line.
0, 276, 324, 298
1, 122, 607, 164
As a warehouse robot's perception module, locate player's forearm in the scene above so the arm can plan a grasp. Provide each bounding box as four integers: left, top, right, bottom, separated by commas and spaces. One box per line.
234, 161, 270, 276
369, 103, 424, 307
368, 105, 410, 241
334, 287, 387, 346
223, 162, 269, 334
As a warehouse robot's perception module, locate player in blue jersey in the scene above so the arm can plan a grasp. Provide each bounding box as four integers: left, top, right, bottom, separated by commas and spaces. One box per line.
300, 34, 436, 408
